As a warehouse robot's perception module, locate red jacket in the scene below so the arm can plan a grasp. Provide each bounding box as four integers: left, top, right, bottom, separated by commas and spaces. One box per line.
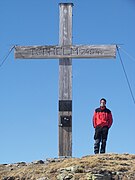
93, 107, 113, 128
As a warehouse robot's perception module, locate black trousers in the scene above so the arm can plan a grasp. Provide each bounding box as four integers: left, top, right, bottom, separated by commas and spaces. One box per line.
94, 126, 109, 154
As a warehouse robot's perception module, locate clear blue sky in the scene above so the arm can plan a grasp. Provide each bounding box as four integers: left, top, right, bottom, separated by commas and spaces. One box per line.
0, 0, 135, 164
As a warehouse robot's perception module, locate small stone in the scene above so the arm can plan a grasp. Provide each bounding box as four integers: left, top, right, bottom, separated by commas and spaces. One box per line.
59, 165, 84, 173
46, 158, 56, 163
32, 160, 44, 164
64, 174, 73, 179
86, 173, 93, 180
93, 174, 105, 180
57, 173, 66, 180
71, 165, 84, 173
16, 162, 26, 166
2, 177, 15, 180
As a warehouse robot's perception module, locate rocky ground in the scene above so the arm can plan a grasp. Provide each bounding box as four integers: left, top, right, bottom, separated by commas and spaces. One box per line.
0, 153, 135, 180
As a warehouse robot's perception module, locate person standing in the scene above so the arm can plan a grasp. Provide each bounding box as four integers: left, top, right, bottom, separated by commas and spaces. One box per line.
93, 98, 113, 154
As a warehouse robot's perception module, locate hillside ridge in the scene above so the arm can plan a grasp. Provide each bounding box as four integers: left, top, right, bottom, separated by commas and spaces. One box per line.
0, 153, 135, 180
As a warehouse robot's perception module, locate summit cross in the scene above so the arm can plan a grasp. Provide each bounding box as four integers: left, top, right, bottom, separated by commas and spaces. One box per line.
15, 3, 116, 157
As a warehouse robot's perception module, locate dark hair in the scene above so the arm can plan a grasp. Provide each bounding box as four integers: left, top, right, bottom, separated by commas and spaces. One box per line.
100, 98, 106, 103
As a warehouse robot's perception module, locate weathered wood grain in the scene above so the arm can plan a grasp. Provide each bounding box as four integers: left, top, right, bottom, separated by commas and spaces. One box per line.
15, 45, 116, 59
58, 3, 73, 157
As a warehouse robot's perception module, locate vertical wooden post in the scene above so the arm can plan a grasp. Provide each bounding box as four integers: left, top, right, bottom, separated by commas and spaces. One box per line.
59, 3, 73, 157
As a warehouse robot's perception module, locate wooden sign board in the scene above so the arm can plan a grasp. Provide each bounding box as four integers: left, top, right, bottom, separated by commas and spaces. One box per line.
15, 45, 116, 59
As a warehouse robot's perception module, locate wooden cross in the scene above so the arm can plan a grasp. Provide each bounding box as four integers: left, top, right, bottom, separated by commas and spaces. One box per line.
15, 3, 116, 157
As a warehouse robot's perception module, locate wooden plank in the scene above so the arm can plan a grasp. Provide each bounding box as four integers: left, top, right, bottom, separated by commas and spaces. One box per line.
59, 3, 73, 157
58, 112, 72, 157
15, 45, 116, 59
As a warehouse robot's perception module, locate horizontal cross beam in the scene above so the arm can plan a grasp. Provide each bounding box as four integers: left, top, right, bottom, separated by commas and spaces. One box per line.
15, 45, 116, 59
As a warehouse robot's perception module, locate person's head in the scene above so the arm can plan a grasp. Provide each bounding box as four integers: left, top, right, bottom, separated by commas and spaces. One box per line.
100, 98, 106, 107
